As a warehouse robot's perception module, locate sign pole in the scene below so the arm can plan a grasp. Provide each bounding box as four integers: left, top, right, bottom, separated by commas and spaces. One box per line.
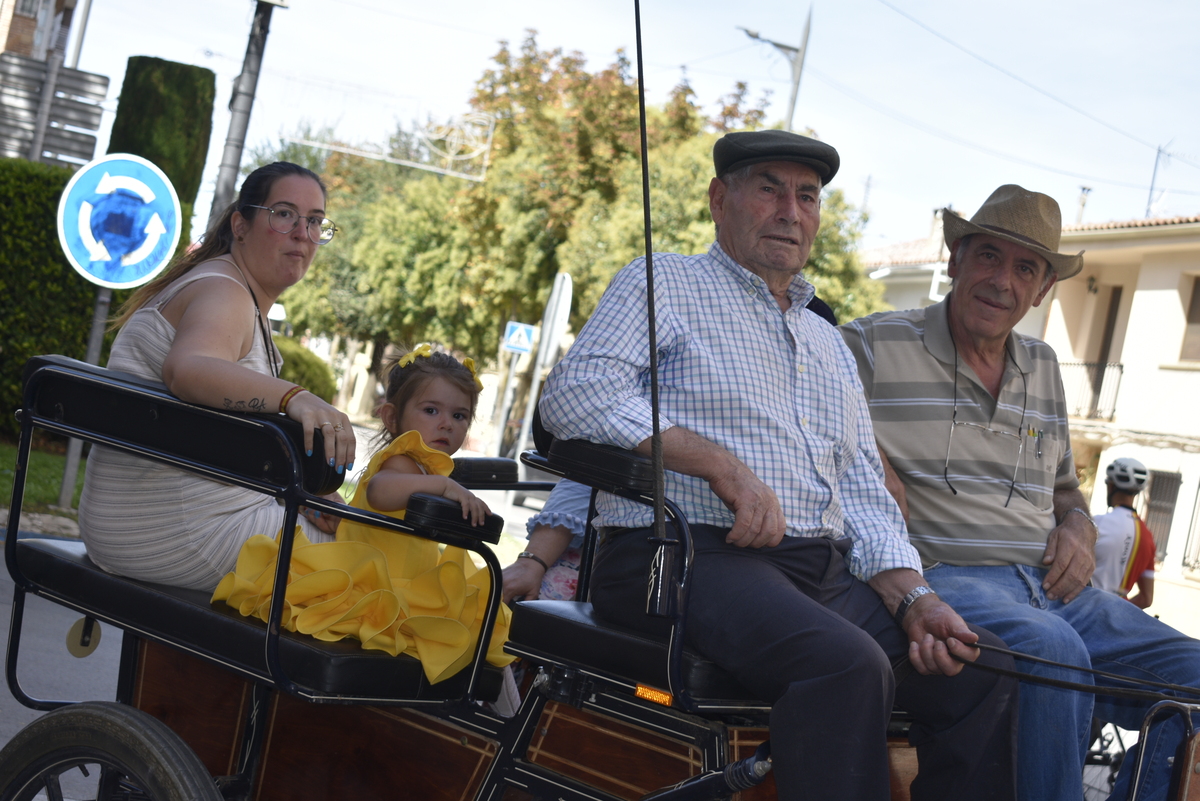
208, 0, 278, 228
54, 153, 182, 510
57, 286, 112, 508
514, 273, 573, 472
496, 352, 521, 457
495, 321, 537, 456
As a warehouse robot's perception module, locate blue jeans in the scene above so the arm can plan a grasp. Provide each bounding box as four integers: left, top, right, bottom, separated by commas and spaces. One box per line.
925, 564, 1200, 801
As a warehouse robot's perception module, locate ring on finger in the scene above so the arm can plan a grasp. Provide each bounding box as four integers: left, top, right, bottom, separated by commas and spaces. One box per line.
333, 423, 344, 432
320, 421, 332, 428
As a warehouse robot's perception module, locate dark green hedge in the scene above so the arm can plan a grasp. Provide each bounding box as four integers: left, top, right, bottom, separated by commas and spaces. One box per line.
108, 56, 216, 248
0, 158, 119, 441
275, 336, 337, 403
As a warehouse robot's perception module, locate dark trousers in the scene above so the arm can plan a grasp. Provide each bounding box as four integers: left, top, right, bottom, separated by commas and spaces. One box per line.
591, 526, 1018, 801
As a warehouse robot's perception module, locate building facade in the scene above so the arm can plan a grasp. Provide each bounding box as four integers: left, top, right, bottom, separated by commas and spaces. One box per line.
0, 0, 74, 59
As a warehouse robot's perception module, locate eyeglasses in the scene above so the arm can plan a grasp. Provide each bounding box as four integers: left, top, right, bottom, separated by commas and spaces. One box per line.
245, 204, 338, 244
942, 341, 1028, 507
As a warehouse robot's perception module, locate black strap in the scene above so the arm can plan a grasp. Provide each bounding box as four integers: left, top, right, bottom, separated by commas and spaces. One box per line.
961, 642, 1200, 704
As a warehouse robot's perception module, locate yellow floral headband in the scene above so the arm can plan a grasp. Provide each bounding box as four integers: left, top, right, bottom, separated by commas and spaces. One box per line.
397, 343, 484, 392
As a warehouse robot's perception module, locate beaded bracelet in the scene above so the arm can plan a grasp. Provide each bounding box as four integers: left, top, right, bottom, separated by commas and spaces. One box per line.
517, 551, 550, 571
279, 384, 305, 414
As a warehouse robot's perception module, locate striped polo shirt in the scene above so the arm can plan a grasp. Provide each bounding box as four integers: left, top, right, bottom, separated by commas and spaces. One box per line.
840, 299, 1078, 568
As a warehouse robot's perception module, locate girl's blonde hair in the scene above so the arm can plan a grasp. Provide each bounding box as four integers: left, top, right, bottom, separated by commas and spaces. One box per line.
375, 345, 482, 449
112, 162, 327, 328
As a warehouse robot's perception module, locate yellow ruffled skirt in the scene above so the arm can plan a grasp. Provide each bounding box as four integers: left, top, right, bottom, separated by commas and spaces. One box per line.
212, 527, 513, 684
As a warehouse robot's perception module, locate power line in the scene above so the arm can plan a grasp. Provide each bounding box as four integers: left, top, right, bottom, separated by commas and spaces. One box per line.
805, 65, 1200, 197
874, 0, 1200, 172
323, 0, 492, 38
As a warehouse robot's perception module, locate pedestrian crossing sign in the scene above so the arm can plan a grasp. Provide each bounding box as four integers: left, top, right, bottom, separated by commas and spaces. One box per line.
503, 321, 536, 354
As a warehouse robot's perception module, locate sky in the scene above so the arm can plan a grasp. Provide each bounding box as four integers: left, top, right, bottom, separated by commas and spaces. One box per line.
71, 0, 1200, 250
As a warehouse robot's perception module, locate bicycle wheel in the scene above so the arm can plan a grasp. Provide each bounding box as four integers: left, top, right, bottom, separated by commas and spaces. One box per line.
0, 702, 221, 801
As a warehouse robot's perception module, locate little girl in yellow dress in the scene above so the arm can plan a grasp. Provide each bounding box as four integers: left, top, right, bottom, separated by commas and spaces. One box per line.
213, 344, 513, 684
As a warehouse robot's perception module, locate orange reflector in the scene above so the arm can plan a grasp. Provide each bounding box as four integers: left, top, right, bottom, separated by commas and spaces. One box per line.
635, 684, 673, 706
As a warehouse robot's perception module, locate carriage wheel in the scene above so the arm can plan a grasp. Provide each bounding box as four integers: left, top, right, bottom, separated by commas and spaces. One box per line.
0, 702, 221, 801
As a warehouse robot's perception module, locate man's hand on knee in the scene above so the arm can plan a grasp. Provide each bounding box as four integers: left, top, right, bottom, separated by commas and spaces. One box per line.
869, 568, 980, 676
904, 599, 980, 676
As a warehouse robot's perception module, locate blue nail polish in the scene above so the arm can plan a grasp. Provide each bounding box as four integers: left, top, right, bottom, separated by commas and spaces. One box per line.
306, 449, 313, 457
313, 510, 322, 518
347, 462, 355, 472
328, 457, 335, 466
337, 464, 344, 474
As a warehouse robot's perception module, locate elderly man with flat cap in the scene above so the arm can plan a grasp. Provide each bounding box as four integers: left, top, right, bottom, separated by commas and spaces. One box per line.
841, 186, 1200, 801
540, 129, 1017, 801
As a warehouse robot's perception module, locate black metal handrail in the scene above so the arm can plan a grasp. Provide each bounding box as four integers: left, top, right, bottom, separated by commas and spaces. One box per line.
1059, 361, 1123, 421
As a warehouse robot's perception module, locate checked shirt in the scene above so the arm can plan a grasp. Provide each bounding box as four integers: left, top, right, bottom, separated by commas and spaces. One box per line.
539, 242, 921, 580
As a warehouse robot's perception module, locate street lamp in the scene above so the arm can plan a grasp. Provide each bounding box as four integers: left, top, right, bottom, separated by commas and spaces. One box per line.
738, 6, 812, 133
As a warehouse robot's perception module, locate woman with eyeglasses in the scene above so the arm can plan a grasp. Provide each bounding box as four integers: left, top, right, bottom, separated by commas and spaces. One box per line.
78, 161, 355, 591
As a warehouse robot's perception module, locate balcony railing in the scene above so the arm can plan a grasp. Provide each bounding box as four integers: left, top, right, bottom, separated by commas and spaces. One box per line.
1059, 361, 1123, 421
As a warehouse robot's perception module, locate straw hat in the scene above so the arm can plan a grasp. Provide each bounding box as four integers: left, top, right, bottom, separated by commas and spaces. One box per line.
943, 185, 1084, 279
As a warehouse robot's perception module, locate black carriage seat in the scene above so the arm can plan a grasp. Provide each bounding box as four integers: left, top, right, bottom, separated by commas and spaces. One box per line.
15, 539, 500, 702
507, 438, 766, 713
7, 356, 503, 704
507, 600, 760, 709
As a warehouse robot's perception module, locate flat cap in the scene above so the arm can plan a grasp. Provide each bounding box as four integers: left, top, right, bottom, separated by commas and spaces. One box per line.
713, 129, 840, 184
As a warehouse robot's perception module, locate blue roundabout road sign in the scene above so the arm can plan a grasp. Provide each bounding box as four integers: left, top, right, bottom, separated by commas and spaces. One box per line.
56, 153, 183, 289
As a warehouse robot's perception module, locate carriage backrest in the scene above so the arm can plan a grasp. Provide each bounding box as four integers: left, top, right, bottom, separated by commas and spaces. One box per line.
20, 355, 342, 496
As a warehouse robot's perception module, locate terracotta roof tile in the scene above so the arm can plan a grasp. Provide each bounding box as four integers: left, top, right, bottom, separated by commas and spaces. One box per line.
860, 238, 946, 268
1063, 214, 1200, 232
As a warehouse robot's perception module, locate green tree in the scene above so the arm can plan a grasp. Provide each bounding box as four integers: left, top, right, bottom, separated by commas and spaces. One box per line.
352, 173, 473, 348
272, 126, 431, 370
242, 121, 334, 176
108, 56, 215, 251
806, 190, 886, 322
558, 133, 884, 327
271, 32, 884, 363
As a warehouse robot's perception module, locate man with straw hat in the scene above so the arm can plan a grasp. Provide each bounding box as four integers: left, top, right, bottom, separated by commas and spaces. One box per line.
841, 185, 1200, 801
542, 130, 1018, 801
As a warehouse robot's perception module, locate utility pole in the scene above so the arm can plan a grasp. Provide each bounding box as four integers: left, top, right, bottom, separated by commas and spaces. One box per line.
1145, 145, 1166, 218
208, 0, 285, 228
66, 0, 94, 68
1075, 186, 1091, 225
738, 7, 812, 133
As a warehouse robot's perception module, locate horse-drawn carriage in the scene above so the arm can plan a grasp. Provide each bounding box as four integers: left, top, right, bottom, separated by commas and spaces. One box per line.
3, 357, 1196, 801
0, 354, 840, 801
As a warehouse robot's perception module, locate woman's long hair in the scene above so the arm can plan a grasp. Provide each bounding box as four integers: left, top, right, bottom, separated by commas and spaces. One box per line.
112, 162, 327, 328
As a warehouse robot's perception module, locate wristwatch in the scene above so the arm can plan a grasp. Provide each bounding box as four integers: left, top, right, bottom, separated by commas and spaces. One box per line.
894, 585, 936, 628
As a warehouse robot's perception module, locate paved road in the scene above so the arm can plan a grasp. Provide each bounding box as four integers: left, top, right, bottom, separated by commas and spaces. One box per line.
0, 542, 123, 798
0, 550, 123, 746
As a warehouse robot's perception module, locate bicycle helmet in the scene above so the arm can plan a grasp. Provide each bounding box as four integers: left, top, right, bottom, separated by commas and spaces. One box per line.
1106, 457, 1149, 494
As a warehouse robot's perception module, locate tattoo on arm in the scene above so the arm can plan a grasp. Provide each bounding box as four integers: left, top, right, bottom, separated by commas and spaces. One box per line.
223, 397, 268, 412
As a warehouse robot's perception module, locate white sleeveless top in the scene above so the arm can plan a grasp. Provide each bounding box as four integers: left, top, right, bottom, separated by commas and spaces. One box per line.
78, 267, 329, 590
